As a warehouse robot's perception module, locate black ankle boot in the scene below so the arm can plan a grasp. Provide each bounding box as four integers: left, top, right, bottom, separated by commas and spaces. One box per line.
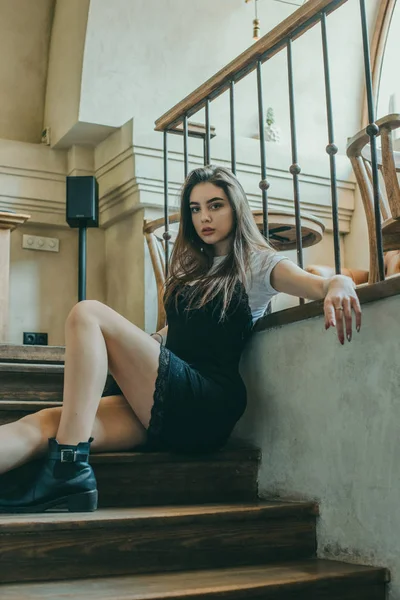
0, 438, 98, 513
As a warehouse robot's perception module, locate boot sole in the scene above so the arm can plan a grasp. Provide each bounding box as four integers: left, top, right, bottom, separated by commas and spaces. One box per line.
0, 490, 98, 514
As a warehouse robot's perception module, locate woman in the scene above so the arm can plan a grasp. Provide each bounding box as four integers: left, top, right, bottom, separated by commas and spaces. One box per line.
0, 166, 361, 513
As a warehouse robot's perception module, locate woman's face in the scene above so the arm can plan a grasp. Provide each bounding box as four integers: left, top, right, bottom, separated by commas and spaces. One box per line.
189, 182, 234, 255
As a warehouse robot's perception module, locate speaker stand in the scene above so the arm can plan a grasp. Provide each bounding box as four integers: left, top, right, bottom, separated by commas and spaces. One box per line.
78, 225, 87, 301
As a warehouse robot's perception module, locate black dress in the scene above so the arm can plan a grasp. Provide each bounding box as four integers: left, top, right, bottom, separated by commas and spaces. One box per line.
103, 281, 253, 454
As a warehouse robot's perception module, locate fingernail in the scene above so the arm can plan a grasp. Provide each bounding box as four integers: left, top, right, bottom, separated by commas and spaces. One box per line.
325, 324, 329, 330
340, 338, 344, 345
347, 333, 352, 342
331, 320, 336, 328
356, 325, 360, 333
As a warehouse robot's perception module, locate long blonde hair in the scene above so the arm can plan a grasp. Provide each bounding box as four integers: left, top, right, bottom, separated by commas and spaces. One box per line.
164, 165, 274, 318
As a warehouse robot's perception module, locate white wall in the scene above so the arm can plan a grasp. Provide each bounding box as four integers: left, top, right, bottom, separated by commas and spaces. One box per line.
237, 291, 400, 599
105, 211, 145, 329
9, 225, 106, 345
76, 0, 379, 287
1, 0, 383, 340
44, 0, 90, 147
79, 0, 377, 157
0, 0, 54, 143
345, 1, 400, 276
377, 2, 400, 119
343, 186, 370, 273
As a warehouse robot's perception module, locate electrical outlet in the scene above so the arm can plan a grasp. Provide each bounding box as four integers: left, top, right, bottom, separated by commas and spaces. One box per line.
22, 234, 59, 253
23, 332, 48, 346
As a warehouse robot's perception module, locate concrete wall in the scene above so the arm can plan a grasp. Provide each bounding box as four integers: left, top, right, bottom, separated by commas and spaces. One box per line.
237, 291, 400, 598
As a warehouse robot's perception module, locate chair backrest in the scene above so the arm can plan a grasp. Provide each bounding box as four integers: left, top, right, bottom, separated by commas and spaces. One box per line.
346, 113, 400, 282
143, 213, 180, 331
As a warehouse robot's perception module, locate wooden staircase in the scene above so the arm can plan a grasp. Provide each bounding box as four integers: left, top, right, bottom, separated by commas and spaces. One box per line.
0, 345, 389, 599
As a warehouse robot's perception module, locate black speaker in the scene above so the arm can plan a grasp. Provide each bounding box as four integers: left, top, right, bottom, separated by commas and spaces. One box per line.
66, 176, 99, 228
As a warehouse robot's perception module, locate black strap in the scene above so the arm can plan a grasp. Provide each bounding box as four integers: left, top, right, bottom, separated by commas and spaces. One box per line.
49, 448, 89, 463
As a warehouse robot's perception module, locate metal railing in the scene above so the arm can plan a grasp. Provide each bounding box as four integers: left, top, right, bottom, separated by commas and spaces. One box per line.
155, 0, 384, 285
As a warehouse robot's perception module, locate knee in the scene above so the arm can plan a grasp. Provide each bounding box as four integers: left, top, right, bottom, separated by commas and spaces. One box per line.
66, 300, 103, 329
22, 407, 62, 445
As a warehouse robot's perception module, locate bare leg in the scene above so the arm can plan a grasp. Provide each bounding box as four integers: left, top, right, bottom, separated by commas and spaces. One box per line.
0, 300, 163, 474
0, 395, 147, 475
57, 300, 161, 445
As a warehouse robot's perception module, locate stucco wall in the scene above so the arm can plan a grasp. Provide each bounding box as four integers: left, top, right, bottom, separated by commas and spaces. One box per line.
79, 0, 377, 154
76, 0, 378, 294
377, 2, 400, 118
0, 0, 54, 143
105, 210, 145, 329
44, 0, 90, 147
1, 0, 383, 341
9, 225, 106, 345
237, 291, 400, 598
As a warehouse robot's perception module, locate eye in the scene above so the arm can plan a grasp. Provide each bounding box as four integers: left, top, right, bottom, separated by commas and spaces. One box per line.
190, 206, 200, 213
210, 202, 223, 210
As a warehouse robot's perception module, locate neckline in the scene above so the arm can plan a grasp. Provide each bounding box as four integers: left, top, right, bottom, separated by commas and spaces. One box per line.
213, 255, 227, 262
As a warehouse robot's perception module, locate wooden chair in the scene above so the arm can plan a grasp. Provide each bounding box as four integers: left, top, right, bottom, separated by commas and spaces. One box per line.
305, 264, 369, 285
143, 214, 180, 331
346, 113, 400, 283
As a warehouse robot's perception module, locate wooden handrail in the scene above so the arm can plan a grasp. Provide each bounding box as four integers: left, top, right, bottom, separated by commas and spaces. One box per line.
155, 0, 348, 132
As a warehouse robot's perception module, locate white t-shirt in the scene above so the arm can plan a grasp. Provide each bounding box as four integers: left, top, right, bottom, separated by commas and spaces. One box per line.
212, 250, 288, 323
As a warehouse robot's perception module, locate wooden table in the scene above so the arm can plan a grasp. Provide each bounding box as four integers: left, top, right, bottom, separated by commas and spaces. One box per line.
252, 209, 325, 251
0, 211, 31, 342
153, 208, 325, 252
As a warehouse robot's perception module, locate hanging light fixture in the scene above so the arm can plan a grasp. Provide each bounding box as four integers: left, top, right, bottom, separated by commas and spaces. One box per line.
245, 0, 260, 41
245, 0, 308, 42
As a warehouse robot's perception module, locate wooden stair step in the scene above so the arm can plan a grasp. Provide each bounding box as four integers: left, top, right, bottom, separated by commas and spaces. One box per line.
0, 502, 318, 584
0, 362, 64, 402
0, 560, 388, 599
0, 364, 64, 373
0, 443, 260, 508
0, 400, 62, 425
0, 343, 65, 364
0, 400, 61, 410
0, 362, 119, 403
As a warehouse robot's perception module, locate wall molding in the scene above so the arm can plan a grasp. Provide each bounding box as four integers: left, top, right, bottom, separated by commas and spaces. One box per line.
0, 125, 356, 234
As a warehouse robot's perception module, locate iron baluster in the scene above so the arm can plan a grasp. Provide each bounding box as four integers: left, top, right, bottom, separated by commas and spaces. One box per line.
321, 11, 341, 274
256, 60, 269, 239
359, 0, 385, 281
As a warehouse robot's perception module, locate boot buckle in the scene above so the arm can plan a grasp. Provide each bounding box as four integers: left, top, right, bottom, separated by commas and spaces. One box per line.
60, 449, 77, 463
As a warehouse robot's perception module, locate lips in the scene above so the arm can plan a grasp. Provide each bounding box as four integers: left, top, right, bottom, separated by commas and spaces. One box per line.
201, 228, 215, 235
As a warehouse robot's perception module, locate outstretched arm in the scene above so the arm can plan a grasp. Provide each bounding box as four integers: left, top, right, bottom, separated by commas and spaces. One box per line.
270, 259, 362, 345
